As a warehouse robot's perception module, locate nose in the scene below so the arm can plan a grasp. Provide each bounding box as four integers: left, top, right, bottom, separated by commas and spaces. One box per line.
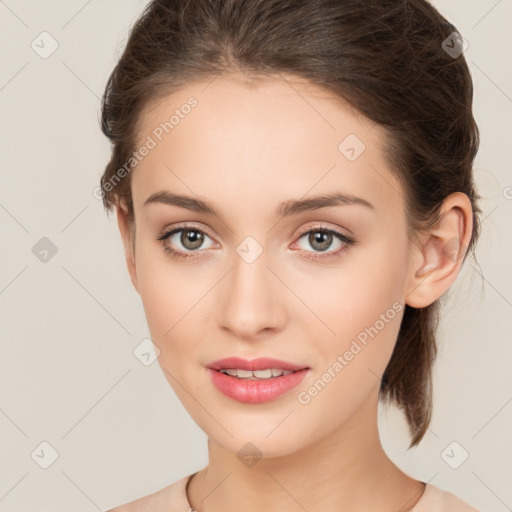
217, 244, 287, 340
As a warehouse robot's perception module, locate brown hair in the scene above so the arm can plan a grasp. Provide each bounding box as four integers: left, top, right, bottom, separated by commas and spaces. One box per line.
99, 0, 482, 447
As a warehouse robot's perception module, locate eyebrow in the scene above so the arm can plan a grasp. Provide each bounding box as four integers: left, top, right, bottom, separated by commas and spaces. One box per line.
143, 190, 374, 217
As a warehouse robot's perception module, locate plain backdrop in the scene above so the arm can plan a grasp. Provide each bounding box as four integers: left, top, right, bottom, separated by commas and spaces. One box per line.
0, 1, 511, 511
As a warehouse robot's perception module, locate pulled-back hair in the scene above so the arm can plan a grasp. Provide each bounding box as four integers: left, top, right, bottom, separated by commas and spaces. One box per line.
99, 0, 482, 447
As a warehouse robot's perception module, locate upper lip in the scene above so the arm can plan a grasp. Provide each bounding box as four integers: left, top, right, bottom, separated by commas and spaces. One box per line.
206, 357, 309, 372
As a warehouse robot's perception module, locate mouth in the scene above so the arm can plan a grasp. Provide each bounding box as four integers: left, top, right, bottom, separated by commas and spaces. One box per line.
206, 357, 310, 403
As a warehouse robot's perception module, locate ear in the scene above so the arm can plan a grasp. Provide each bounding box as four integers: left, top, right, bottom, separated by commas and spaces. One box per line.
116, 202, 140, 295
405, 192, 473, 308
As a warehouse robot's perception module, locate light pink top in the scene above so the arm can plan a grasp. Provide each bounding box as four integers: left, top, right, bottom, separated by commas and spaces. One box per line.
107, 472, 482, 511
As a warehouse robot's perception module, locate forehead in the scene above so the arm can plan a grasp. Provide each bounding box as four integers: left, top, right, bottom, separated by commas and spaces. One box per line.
131, 73, 403, 219
136, 72, 375, 148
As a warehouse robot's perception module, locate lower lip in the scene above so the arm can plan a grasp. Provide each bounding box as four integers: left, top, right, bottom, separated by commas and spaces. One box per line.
207, 368, 309, 404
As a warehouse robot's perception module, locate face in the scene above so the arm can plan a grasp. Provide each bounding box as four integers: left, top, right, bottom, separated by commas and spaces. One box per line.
123, 73, 416, 458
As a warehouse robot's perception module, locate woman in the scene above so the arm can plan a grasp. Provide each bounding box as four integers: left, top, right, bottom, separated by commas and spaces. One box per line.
100, 0, 482, 510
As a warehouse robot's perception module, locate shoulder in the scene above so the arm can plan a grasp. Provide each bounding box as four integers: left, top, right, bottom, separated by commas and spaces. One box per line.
105, 473, 193, 512
415, 483, 481, 512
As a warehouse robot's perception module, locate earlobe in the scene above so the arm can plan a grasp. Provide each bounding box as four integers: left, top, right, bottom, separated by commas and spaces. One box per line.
115, 203, 140, 295
405, 192, 472, 309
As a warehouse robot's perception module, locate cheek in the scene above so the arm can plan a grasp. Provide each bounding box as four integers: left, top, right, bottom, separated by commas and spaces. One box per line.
134, 244, 189, 346
290, 239, 408, 351
293, 240, 408, 403
136, 269, 175, 340
133, 242, 216, 377
293, 286, 404, 444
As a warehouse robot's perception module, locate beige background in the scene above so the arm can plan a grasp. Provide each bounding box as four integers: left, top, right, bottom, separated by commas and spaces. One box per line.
0, 0, 511, 510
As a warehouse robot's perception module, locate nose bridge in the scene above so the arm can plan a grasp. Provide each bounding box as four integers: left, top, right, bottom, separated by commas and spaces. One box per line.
218, 235, 284, 337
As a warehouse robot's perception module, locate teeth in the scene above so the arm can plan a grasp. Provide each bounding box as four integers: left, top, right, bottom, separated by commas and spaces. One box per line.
219, 368, 294, 379
236, 369, 253, 379
253, 369, 272, 379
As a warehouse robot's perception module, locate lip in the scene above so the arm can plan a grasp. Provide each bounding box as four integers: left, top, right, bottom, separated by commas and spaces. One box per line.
206, 357, 310, 404
207, 368, 309, 403
206, 357, 308, 372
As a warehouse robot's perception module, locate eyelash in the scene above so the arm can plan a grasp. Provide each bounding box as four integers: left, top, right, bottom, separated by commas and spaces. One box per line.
156, 223, 355, 262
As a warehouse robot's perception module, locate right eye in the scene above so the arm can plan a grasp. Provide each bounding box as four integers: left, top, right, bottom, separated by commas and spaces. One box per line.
156, 224, 216, 260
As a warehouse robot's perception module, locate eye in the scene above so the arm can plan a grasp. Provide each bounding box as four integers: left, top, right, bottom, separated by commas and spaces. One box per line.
156, 224, 215, 261
291, 226, 355, 261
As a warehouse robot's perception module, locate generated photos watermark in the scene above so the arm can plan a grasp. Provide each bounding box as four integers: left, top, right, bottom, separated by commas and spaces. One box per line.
297, 301, 403, 405
93, 96, 198, 200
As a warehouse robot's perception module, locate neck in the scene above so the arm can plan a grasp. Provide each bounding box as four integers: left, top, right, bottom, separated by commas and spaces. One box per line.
187, 391, 425, 512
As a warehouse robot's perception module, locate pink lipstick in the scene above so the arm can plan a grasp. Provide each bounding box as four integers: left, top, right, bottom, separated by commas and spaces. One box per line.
206, 357, 310, 404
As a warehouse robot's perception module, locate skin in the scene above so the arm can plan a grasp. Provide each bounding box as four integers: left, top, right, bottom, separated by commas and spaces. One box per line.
112, 72, 473, 512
